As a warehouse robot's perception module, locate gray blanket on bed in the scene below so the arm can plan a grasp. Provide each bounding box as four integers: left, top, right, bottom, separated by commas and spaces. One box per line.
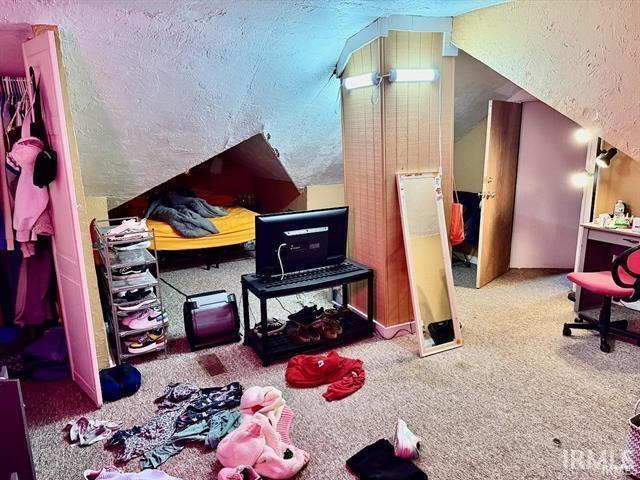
145, 191, 228, 238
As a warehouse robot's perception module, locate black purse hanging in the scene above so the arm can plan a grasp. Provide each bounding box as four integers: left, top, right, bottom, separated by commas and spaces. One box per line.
29, 67, 57, 188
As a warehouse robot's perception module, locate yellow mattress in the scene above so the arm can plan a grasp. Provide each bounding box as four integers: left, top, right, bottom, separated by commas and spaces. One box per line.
147, 206, 257, 251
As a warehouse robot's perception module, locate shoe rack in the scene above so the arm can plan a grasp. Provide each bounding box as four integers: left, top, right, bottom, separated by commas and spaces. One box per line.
94, 217, 168, 364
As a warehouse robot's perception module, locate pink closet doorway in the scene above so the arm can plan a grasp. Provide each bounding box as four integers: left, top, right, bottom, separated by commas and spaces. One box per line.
22, 30, 102, 406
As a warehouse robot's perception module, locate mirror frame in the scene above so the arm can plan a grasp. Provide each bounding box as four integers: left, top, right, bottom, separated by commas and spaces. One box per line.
397, 172, 463, 357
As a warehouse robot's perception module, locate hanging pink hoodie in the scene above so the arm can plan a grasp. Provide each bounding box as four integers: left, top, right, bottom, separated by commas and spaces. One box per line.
7, 136, 50, 242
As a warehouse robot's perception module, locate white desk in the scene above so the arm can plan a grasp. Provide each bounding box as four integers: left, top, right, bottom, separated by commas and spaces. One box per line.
575, 222, 640, 312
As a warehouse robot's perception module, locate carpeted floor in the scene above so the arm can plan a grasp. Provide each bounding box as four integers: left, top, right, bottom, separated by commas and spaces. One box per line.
21, 259, 640, 480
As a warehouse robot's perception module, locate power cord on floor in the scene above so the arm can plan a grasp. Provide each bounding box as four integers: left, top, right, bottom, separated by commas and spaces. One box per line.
374, 322, 415, 340
275, 297, 293, 315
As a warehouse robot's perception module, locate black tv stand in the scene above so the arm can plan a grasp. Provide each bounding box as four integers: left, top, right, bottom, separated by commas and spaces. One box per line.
241, 259, 374, 366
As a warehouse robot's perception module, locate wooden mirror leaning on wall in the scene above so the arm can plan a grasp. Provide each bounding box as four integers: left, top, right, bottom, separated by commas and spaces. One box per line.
397, 172, 463, 357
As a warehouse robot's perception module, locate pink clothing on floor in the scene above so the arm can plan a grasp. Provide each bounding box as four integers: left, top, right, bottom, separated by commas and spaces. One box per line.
7, 136, 50, 242
241, 386, 286, 425
216, 386, 309, 480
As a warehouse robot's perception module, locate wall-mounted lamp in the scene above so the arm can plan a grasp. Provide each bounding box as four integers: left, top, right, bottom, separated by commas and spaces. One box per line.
569, 169, 594, 188
595, 139, 618, 169
342, 72, 382, 90
573, 128, 592, 144
388, 68, 439, 83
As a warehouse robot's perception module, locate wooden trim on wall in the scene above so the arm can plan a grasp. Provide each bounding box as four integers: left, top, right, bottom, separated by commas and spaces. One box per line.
342, 31, 454, 327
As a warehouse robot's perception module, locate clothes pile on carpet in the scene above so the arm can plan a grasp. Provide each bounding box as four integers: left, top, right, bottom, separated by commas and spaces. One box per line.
217, 386, 309, 480
145, 189, 228, 237
66, 418, 122, 447
285, 349, 365, 401
347, 419, 426, 480
106, 382, 243, 469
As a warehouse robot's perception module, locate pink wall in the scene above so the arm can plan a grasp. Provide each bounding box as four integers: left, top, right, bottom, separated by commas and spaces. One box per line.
0, 24, 32, 76
510, 101, 587, 269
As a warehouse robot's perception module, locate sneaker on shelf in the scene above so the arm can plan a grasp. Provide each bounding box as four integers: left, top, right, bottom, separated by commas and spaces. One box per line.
149, 308, 167, 322
147, 329, 165, 343
288, 305, 324, 326
127, 313, 166, 331
116, 297, 157, 314
253, 318, 286, 337
125, 333, 164, 354
121, 309, 151, 328
115, 240, 151, 252
112, 265, 149, 280
114, 287, 153, 303
108, 218, 147, 237
122, 308, 166, 329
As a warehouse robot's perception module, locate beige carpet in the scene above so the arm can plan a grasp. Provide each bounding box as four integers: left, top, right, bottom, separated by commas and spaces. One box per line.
21, 262, 640, 480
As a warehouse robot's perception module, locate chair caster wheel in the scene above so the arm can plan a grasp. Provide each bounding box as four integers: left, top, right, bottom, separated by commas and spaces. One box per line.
574, 317, 583, 323
562, 326, 571, 336
600, 340, 611, 353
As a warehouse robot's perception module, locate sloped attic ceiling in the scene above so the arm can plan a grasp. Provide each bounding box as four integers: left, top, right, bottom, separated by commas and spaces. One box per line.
454, 50, 521, 140
0, 0, 506, 206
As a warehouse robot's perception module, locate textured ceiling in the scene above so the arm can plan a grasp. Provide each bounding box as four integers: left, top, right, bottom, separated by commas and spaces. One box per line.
454, 49, 521, 140
0, 0, 505, 204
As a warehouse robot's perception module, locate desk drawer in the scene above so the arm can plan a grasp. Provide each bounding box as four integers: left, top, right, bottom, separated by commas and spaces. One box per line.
589, 229, 640, 247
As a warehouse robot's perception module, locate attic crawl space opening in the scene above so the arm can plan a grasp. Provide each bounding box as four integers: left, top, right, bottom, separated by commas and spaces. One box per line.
111, 133, 301, 218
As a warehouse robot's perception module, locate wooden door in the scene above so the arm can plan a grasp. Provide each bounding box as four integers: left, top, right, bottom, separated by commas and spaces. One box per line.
23, 32, 102, 406
476, 100, 522, 288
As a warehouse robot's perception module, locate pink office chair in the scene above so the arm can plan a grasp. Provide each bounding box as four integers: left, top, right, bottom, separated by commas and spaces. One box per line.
564, 244, 640, 352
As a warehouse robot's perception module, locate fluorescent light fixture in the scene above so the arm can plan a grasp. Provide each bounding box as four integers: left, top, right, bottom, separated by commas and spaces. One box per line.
569, 170, 593, 188
573, 128, 592, 144
342, 72, 381, 90
388, 68, 439, 83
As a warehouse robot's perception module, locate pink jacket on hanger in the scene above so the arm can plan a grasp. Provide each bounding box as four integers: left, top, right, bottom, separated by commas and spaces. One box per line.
7, 136, 50, 242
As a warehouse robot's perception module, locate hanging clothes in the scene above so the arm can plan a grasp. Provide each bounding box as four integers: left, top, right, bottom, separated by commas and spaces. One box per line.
0, 76, 29, 252
1, 73, 56, 326
13, 238, 56, 327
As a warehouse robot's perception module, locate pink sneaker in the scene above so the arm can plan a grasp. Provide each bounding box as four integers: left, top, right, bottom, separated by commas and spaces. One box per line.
124, 309, 166, 330
121, 310, 151, 327
394, 418, 421, 460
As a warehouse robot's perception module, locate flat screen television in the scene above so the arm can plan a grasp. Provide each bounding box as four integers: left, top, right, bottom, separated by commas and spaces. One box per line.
255, 207, 348, 277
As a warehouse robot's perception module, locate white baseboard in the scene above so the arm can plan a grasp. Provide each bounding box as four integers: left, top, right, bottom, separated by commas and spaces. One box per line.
374, 320, 415, 339
347, 304, 415, 339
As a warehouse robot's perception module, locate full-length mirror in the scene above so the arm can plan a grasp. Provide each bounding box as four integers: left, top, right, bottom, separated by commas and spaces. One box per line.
397, 172, 463, 357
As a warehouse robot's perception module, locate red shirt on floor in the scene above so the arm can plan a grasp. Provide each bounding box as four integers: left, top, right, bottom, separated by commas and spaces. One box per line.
285, 350, 365, 401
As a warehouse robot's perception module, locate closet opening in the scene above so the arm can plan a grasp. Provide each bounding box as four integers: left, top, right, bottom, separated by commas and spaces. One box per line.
110, 133, 301, 270
452, 50, 588, 289
1, 22, 104, 418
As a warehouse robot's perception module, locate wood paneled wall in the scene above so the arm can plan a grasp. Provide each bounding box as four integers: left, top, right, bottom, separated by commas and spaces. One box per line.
342, 39, 386, 321
342, 32, 454, 327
